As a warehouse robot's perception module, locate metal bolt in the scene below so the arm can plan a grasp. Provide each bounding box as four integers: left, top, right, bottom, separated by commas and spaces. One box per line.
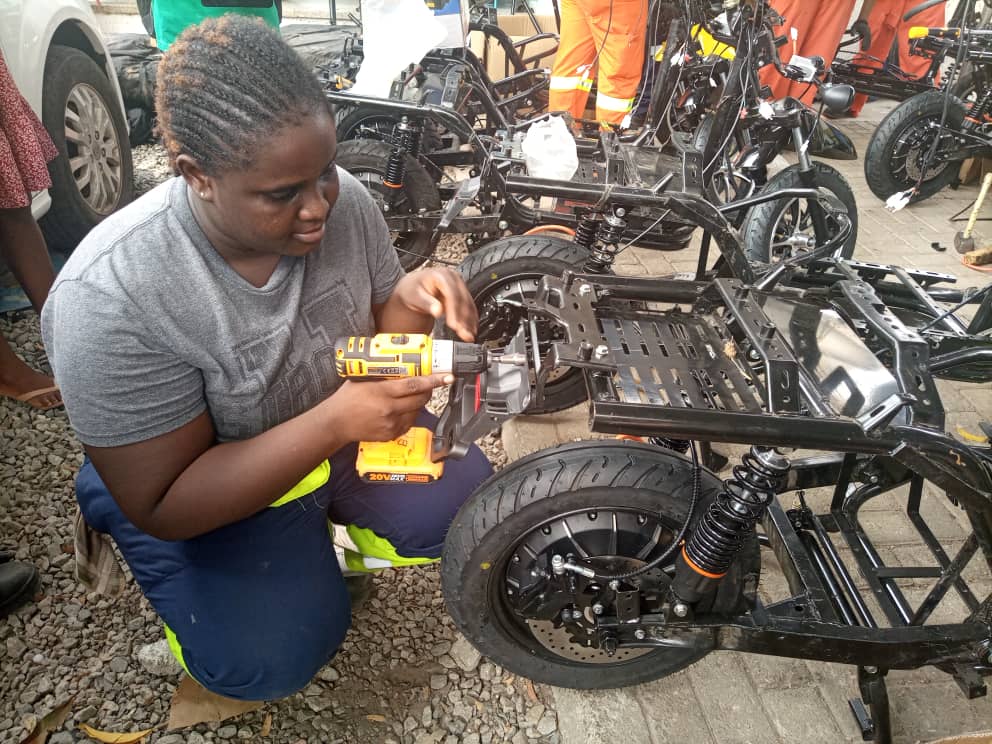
672, 602, 689, 618
592, 603, 604, 615
578, 283, 593, 295
551, 554, 565, 576
595, 345, 609, 359
609, 580, 620, 591
863, 666, 878, 675
498, 220, 509, 230
602, 636, 618, 656
382, 204, 390, 213
634, 629, 646, 640
616, 208, 627, 217
561, 608, 574, 622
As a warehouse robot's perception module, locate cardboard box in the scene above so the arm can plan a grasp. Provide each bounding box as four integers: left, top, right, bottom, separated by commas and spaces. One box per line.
468, 13, 559, 81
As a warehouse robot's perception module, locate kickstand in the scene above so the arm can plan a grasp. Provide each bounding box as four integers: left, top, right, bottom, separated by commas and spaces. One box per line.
848, 666, 892, 743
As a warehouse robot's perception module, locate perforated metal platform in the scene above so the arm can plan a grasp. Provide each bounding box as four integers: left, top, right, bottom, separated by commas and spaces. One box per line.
597, 309, 764, 413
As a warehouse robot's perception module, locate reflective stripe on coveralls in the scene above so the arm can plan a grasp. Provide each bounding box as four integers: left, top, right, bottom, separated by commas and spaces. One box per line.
163, 458, 441, 673
849, 0, 946, 116
548, 0, 648, 126
760, 0, 858, 105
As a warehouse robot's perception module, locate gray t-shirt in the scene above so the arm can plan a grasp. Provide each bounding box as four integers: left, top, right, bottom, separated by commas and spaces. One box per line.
41, 169, 404, 447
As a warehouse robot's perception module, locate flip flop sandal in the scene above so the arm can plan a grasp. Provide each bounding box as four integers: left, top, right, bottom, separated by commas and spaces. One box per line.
13, 386, 63, 411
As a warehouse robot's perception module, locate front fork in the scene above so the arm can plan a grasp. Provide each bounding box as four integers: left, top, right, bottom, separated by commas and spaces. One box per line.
791, 125, 832, 243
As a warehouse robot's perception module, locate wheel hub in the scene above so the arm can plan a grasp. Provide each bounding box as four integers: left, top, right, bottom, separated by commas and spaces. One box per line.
64, 83, 122, 215
504, 507, 677, 662
479, 277, 569, 384
769, 191, 849, 262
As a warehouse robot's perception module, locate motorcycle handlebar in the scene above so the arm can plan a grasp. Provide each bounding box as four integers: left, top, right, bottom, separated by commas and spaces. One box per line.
904, 0, 946, 23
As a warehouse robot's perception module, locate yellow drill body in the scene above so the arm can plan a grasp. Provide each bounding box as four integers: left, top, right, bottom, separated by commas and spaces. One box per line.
334, 333, 485, 380
333, 334, 487, 483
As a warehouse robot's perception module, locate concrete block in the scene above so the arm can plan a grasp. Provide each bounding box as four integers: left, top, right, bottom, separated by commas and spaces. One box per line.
634, 670, 714, 744
501, 415, 565, 463
687, 653, 779, 744
741, 653, 813, 691
759, 687, 848, 744
553, 687, 655, 744
890, 681, 992, 743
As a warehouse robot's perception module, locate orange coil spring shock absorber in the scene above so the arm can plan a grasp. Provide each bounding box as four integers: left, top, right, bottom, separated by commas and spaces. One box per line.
672, 447, 790, 605
383, 117, 423, 192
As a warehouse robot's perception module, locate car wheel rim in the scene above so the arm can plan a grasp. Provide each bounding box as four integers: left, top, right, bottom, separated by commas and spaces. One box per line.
64, 83, 122, 215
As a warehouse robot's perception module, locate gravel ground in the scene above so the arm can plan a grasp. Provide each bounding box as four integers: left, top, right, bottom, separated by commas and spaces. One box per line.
0, 143, 552, 744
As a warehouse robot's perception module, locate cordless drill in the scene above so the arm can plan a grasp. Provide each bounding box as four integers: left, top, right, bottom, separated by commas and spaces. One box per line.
334, 333, 490, 483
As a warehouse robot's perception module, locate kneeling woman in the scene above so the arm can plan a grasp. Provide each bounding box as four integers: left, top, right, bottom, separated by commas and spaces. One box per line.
42, 16, 492, 701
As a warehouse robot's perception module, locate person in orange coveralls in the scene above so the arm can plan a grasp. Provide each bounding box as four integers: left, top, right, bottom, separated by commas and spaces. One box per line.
549, 0, 649, 127
848, 0, 947, 116
760, 0, 859, 104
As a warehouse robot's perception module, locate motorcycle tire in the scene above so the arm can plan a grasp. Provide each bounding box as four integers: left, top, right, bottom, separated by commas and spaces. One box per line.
864, 90, 966, 205
335, 106, 444, 155
741, 162, 858, 264
335, 139, 440, 271
442, 440, 759, 690
693, 109, 752, 205
458, 235, 590, 414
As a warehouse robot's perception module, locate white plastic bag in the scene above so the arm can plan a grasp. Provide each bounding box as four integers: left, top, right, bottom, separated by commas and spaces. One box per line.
521, 115, 579, 181
350, 0, 446, 98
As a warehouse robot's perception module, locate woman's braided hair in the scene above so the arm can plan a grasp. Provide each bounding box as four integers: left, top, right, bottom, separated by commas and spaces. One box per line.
156, 14, 328, 174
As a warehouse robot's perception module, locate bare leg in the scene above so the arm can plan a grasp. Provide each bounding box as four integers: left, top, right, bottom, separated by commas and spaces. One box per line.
0, 206, 55, 314
0, 206, 61, 409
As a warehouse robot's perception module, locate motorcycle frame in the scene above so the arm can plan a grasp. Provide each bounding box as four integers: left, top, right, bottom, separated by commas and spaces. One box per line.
327, 47, 853, 256
433, 196, 992, 741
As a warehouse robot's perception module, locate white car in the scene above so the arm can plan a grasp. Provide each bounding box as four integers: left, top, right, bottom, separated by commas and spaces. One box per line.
0, 0, 134, 249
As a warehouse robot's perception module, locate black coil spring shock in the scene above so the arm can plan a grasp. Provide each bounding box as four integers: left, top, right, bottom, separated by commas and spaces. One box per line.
383, 117, 423, 189
573, 214, 600, 249
673, 447, 790, 603
584, 212, 627, 274
964, 88, 992, 131
940, 60, 959, 93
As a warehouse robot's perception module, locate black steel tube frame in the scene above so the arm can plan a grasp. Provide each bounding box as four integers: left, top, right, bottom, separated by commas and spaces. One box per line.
423, 87, 992, 727
605, 613, 988, 669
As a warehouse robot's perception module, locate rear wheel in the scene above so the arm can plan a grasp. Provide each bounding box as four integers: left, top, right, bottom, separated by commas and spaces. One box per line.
458, 235, 591, 413
864, 90, 966, 204
335, 139, 440, 271
442, 440, 759, 689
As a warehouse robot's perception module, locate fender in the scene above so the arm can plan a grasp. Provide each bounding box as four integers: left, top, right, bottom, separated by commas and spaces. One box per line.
802, 110, 859, 160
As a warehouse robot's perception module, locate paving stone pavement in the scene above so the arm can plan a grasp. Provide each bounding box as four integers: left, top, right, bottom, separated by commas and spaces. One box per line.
502, 100, 992, 744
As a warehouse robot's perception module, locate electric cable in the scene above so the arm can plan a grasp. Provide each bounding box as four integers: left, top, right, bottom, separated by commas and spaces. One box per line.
584, 439, 702, 582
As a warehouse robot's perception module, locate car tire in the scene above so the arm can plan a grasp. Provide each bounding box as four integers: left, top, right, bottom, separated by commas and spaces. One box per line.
40, 45, 135, 252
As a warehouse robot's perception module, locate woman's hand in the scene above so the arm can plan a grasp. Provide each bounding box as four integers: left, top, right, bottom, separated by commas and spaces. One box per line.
389, 268, 479, 342
324, 375, 451, 443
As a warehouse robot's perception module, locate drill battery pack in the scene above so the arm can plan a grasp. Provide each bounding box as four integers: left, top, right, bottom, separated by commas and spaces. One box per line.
356, 426, 444, 484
